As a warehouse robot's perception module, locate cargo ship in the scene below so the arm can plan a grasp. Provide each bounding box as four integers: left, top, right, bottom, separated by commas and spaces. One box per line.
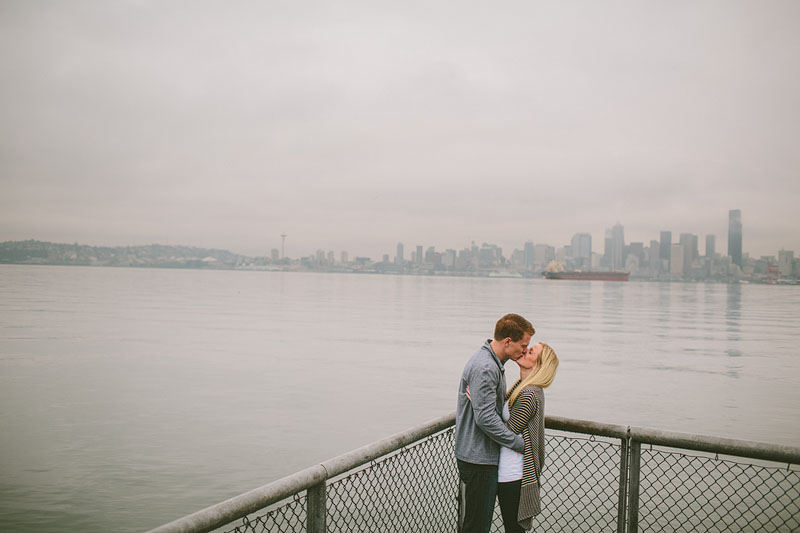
542, 270, 629, 281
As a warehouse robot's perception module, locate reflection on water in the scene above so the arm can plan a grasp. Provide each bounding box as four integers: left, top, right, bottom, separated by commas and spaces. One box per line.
1, 266, 799, 533
725, 285, 743, 366
726, 283, 742, 332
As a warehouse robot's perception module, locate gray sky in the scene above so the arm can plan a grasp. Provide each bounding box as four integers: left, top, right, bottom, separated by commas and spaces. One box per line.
2, 1, 799, 259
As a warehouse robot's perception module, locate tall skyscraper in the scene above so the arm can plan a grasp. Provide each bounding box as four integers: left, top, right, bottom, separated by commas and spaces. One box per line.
534, 244, 555, 265
609, 223, 625, 270
679, 233, 698, 263
523, 241, 534, 267
679, 233, 698, 274
728, 209, 742, 268
778, 250, 794, 277
395, 242, 404, 264
705, 235, 716, 258
416, 245, 423, 265
660, 231, 672, 262
628, 242, 645, 263
648, 240, 660, 274
570, 233, 592, 268
442, 249, 457, 268
670, 244, 686, 275
425, 246, 437, 264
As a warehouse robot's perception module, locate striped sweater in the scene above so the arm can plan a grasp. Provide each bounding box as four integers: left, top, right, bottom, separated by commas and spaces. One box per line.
505, 382, 546, 530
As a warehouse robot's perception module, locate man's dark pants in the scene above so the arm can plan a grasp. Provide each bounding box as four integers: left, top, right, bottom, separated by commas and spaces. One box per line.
457, 459, 498, 533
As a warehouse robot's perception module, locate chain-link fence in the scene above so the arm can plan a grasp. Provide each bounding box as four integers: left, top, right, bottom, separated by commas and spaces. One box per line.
524, 433, 624, 533
149, 415, 800, 533
637, 448, 800, 532
222, 429, 627, 533
224, 496, 307, 533
223, 429, 459, 533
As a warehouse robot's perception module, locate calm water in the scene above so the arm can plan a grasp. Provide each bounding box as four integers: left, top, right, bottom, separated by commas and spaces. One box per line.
1, 265, 798, 532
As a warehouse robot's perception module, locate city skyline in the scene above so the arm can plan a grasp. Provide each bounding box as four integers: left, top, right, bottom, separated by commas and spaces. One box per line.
2, 2, 799, 260
4, 208, 794, 266
3, 205, 797, 281
267, 209, 787, 263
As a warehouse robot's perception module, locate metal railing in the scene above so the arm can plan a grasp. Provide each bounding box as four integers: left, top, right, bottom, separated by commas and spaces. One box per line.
146, 414, 800, 533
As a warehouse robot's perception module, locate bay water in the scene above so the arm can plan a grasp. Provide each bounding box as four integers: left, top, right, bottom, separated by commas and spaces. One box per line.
1, 265, 798, 532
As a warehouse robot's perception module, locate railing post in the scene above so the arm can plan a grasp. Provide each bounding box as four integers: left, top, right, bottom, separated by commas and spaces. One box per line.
307, 481, 326, 533
617, 429, 630, 533
626, 440, 641, 533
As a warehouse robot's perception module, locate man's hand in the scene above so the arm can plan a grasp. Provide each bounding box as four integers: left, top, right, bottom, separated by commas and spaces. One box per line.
465, 386, 471, 402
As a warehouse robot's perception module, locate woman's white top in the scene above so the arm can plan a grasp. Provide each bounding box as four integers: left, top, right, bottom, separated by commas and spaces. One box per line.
498, 399, 524, 482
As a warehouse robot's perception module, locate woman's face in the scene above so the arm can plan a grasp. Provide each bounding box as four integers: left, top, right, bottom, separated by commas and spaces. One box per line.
518, 342, 543, 370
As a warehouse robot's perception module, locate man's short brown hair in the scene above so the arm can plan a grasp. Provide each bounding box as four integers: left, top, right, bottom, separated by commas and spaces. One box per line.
493, 313, 535, 342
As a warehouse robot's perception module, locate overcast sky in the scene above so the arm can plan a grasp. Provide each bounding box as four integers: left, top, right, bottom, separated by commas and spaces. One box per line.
1, 1, 798, 259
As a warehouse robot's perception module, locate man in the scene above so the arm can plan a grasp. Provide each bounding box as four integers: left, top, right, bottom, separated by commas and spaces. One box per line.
455, 313, 535, 533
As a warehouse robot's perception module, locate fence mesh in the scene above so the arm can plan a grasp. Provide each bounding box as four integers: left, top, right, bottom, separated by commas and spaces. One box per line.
223, 494, 306, 533
326, 429, 458, 533
219, 429, 800, 533
638, 447, 800, 533
223, 428, 624, 533
518, 433, 622, 533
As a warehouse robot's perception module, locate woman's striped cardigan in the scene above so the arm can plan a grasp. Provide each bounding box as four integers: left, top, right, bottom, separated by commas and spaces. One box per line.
505, 381, 546, 530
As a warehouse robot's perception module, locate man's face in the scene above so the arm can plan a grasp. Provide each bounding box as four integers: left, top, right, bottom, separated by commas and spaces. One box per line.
505, 332, 531, 361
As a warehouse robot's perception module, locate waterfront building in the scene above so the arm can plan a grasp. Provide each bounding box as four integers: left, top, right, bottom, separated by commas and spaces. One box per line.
705, 235, 716, 257
510, 248, 525, 267
670, 244, 686, 276
478, 243, 504, 268
340, 251, 348, 264
442, 249, 456, 268
270, 248, 279, 262
556, 246, 570, 264
728, 209, 743, 268
647, 240, 661, 276
571, 233, 592, 269
395, 242, 404, 264
628, 242, 645, 264
523, 241, 534, 267
679, 234, 698, 263
457, 248, 475, 270
660, 231, 672, 269
778, 250, 794, 277
534, 244, 555, 266
416, 245, 423, 265
609, 223, 625, 270
679, 233, 698, 274
625, 253, 640, 275
425, 246, 442, 266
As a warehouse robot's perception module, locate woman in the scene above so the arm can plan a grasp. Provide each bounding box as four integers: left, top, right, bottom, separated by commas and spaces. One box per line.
497, 342, 559, 532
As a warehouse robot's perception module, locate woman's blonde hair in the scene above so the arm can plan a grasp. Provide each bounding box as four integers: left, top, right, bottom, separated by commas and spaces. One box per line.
508, 343, 559, 408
